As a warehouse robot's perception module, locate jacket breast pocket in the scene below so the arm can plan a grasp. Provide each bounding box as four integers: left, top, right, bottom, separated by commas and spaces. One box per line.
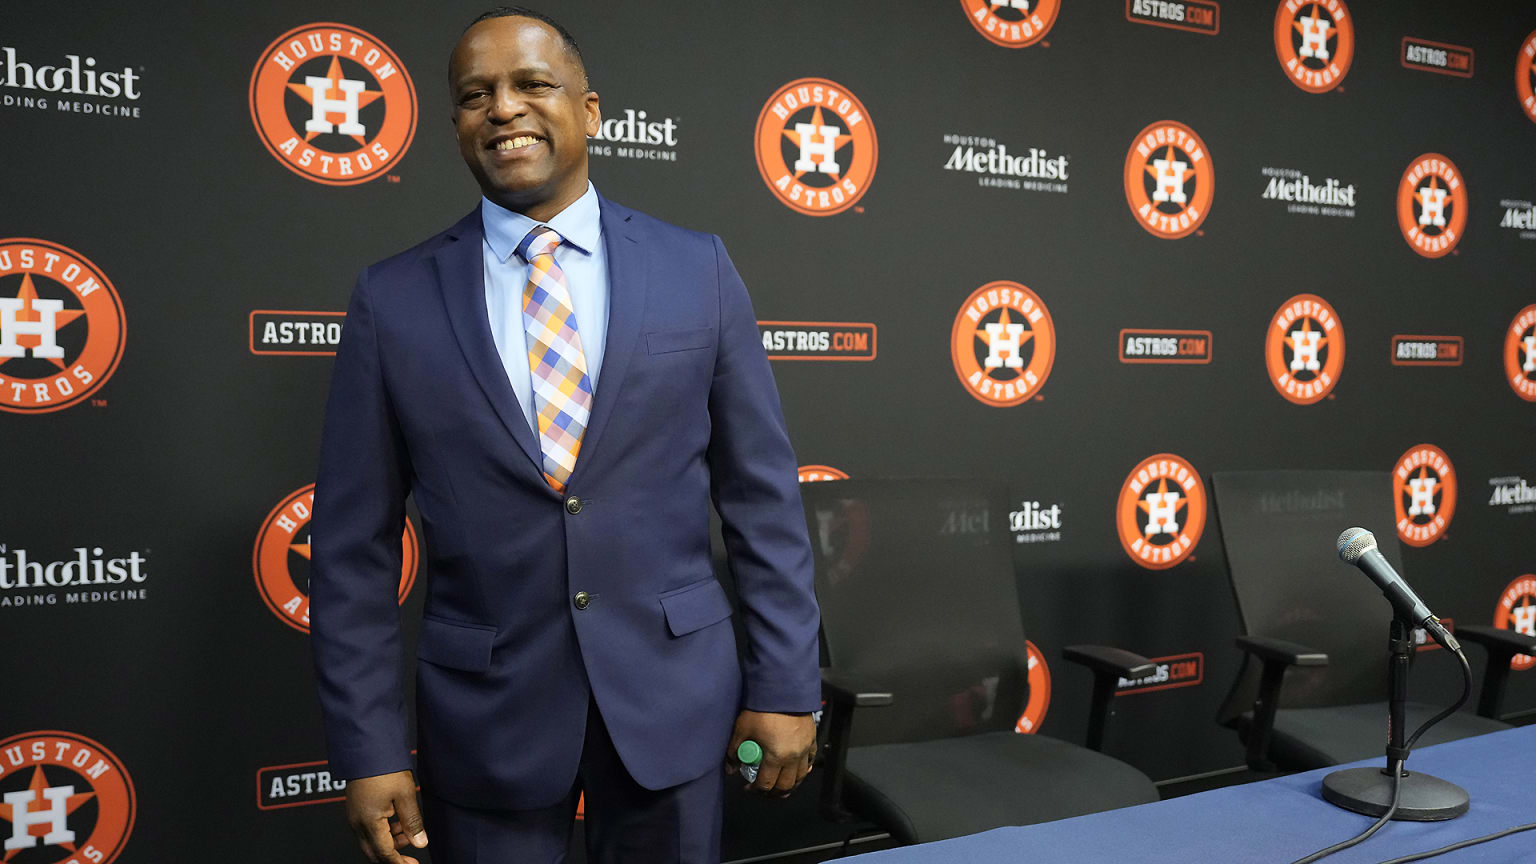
658, 577, 733, 636
416, 616, 496, 672
646, 327, 714, 355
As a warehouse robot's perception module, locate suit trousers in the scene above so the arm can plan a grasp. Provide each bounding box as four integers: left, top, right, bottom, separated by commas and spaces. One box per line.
421, 698, 725, 864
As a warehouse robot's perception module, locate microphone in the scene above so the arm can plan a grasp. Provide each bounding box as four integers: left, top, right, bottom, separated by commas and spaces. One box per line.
1337, 527, 1458, 651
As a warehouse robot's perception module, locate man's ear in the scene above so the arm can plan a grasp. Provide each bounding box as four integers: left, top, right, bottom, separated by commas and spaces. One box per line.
585, 92, 601, 137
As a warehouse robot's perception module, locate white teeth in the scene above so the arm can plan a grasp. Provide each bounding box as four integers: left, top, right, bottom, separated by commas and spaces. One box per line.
495, 136, 539, 151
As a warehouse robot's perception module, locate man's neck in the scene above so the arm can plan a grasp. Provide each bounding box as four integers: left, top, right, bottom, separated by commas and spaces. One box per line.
492, 177, 589, 224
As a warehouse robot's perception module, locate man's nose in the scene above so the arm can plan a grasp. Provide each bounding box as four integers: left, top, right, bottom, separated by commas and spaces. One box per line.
487, 88, 525, 123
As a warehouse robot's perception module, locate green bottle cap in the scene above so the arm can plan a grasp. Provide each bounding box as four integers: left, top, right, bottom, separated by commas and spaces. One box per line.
737, 740, 763, 766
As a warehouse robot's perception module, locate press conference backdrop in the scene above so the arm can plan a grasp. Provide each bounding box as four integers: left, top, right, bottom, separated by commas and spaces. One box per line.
4, 1, 1535, 861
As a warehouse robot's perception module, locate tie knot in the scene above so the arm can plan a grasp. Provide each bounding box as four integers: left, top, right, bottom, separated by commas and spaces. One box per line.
516, 225, 562, 263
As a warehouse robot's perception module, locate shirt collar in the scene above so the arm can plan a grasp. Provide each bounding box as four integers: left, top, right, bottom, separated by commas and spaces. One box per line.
481, 181, 601, 263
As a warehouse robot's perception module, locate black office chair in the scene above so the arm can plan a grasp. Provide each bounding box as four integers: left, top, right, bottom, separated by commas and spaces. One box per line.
1210, 470, 1536, 771
805, 478, 1161, 845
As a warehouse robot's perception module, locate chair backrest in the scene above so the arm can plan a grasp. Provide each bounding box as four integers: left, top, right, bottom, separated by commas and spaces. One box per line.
802, 478, 1032, 746
1210, 470, 1408, 722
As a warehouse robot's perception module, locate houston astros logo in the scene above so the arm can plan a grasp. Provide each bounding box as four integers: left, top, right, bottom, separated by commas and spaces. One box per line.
1496, 576, 1536, 671
1123, 122, 1214, 239
950, 281, 1056, 406
0, 239, 125, 414
960, 0, 1061, 48
254, 484, 418, 633
1266, 293, 1344, 404
1015, 639, 1052, 733
1117, 454, 1207, 569
1396, 154, 1466, 258
1518, 30, 1536, 125
249, 23, 417, 185
1393, 444, 1456, 547
1274, 1, 1353, 93
1504, 304, 1536, 401
798, 465, 850, 483
0, 731, 135, 863
754, 78, 877, 216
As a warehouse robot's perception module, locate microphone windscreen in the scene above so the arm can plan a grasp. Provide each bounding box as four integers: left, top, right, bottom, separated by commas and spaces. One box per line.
1337, 527, 1376, 563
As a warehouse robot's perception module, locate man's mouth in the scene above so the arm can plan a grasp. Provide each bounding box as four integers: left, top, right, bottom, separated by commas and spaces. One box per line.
489, 134, 543, 152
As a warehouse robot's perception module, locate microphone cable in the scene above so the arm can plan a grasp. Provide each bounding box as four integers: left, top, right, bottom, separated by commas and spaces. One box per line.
1373, 821, 1536, 863
1287, 643, 1473, 864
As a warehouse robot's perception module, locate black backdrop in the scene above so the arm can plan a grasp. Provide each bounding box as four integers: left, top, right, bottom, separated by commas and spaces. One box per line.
5, 1, 1536, 860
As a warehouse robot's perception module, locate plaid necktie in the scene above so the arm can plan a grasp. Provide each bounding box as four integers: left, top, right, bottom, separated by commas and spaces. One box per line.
515, 225, 593, 493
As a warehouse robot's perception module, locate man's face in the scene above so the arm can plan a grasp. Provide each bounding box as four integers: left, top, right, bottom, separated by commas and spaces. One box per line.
449, 17, 599, 215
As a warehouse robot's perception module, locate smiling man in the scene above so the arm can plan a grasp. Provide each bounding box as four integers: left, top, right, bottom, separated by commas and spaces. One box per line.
308, 6, 822, 864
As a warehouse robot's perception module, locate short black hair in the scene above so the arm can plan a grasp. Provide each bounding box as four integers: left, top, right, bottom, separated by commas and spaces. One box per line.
464, 6, 588, 87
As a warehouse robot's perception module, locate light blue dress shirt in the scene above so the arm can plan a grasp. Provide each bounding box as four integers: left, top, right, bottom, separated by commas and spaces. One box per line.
481, 182, 609, 436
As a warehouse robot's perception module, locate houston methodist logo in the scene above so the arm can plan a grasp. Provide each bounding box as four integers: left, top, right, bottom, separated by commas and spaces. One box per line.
1496, 576, 1536, 671
1015, 640, 1051, 733
0, 731, 135, 863
754, 78, 877, 216
960, 0, 1060, 48
1393, 445, 1456, 547
254, 484, 418, 632
249, 23, 416, 185
1518, 30, 1536, 125
1273, 1, 1353, 93
950, 281, 1056, 406
1123, 121, 1214, 239
1117, 454, 1207, 569
1505, 304, 1536, 401
0, 239, 124, 414
1396, 154, 1466, 258
1266, 294, 1344, 404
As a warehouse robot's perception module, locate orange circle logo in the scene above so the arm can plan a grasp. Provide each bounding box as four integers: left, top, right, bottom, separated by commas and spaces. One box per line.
1274, 0, 1354, 93
1123, 121, 1214, 239
1015, 639, 1052, 733
1393, 444, 1456, 547
1117, 454, 1207, 570
253, 484, 418, 633
1396, 153, 1467, 258
1265, 293, 1344, 404
798, 465, 850, 483
0, 731, 135, 863
960, 0, 1060, 48
1504, 303, 1536, 401
1517, 30, 1536, 125
951, 281, 1056, 406
0, 239, 125, 414
249, 23, 417, 185
754, 78, 877, 216
1495, 575, 1536, 671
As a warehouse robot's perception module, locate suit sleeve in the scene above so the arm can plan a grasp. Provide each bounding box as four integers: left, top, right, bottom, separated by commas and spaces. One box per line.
705, 235, 823, 714
309, 268, 415, 780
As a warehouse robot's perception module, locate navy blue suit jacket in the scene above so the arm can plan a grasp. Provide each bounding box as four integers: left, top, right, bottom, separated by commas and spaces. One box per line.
310, 196, 821, 809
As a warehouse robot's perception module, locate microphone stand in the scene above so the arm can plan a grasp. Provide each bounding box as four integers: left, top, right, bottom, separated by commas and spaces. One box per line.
1320, 618, 1469, 821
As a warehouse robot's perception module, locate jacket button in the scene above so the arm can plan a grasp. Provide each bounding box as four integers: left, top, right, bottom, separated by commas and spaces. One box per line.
573, 591, 591, 611
565, 496, 583, 515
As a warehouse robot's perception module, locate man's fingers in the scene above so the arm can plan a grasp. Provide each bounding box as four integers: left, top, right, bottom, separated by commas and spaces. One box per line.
364, 816, 418, 864
750, 759, 782, 792
393, 790, 430, 848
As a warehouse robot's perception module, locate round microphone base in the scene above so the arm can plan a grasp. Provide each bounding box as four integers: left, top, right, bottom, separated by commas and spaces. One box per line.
1321, 766, 1469, 821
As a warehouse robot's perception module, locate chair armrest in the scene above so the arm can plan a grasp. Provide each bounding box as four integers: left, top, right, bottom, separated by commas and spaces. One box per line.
1456, 625, 1536, 656
1235, 635, 1328, 667
1063, 644, 1158, 679
1232, 636, 1326, 771
822, 671, 894, 708
1061, 644, 1156, 753
819, 671, 892, 822
1456, 625, 1536, 719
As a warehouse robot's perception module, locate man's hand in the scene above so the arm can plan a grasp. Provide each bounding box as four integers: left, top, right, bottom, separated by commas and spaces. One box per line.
344, 770, 428, 863
726, 710, 817, 796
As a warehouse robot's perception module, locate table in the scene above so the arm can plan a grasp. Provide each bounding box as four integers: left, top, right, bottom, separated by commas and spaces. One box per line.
845, 724, 1535, 863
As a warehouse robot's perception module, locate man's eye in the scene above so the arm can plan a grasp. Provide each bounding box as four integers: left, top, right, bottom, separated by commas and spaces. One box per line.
458, 91, 488, 105
523, 81, 552, 90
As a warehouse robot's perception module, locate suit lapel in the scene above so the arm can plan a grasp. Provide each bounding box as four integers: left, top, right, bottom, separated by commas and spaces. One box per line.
432, 208, 546, 474
567, 196, 648, 487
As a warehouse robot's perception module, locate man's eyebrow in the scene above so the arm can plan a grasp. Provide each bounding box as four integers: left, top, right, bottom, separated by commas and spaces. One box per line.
455, 64, 557, 86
